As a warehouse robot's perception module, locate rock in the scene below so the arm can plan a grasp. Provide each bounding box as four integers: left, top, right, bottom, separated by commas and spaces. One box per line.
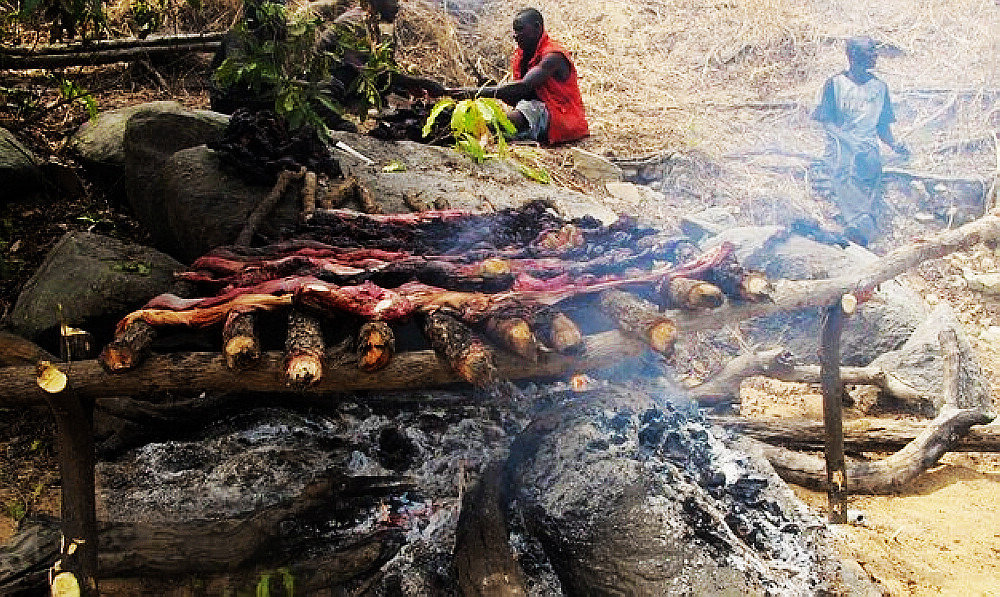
569, 147, 623, 181
123, 103, 230, 248
871, 303, 993, 415
8, 231, 183, 349
680, 207, 739, 243
157, 145, 300, 262
0, 126, 42, 197
507, 385, 864, 596
703, 227, 929, 365
963, 268, 1000, 295
329, 131, 620, 225
605, 180, 644, 203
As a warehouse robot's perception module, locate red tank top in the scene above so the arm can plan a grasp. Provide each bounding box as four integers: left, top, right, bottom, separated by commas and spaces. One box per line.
512, 32, 589, 145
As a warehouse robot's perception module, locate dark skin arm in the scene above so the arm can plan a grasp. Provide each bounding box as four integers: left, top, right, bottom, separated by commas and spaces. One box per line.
447, 53, 569, 104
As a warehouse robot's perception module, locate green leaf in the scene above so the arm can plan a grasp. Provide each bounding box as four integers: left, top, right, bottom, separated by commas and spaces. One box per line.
450, 100, 470, 136
382, 160, 407, 172
483, 98, 515, 134
456, 134, 486, 162
517, 162, 552, 184
423, 98, 454, 137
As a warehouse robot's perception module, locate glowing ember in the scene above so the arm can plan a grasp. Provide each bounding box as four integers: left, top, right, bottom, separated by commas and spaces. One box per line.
571, 373, 592, 392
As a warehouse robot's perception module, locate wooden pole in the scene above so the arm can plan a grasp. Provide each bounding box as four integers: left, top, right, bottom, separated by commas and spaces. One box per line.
820, 299, 847, 524
41, 388, 98, 596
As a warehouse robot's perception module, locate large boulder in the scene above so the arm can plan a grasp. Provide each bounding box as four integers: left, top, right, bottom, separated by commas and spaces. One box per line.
703, 227, 928, 365
329, 131, 621, 225
8, 231, 183, 348
123, 103, 230, 249
870, 303, 993, 416
0, 127, 42, 198
157, 145, 299, 262
71, 101, 227, 195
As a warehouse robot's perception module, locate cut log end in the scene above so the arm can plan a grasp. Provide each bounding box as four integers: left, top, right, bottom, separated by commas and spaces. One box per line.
741, 272, 773, 300
224, 336, 261, 370
548, 312, 585, 355
423, 311, 500, 387
99, 320, 156, 373
358, 321, 395, 373
484, 317, 540, 362
285, 353, 324, 388
667, 277, 724, 310
648, 321, 678, 356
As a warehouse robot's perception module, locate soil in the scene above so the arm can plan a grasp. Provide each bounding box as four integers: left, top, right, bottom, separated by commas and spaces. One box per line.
3, 0, 1000, 594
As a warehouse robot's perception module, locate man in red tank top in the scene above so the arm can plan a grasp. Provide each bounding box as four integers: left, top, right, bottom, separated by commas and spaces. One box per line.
448, 8, 589, 145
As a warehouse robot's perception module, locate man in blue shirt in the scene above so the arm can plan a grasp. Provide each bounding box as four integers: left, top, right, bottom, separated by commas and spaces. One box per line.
813, 36, 908, 246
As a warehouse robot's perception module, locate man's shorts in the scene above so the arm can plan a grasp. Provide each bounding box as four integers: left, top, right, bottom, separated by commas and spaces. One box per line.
513, 99, 550, 142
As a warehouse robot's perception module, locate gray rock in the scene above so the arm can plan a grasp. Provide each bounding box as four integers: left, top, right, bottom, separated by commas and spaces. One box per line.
871, 303, 993, 415
123, 103, 230, 249
569, 146, 623, 181
680, 206, 738, 243
0, 127, 42, 197
703, 228, 929, 365
330, 131, 621, 225
158, 145, 299, 262
9, 231, 183, 347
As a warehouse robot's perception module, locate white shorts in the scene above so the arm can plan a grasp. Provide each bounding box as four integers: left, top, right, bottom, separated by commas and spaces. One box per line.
513, 99, 550, 141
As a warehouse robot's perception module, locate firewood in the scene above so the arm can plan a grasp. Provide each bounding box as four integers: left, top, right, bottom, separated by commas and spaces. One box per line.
99, 320, 157, 373
482, 315, 541, 362
403, 192, 429, 212
321, 177, 357, 210
529, 309, 584, 355
236, 167, 305, 246
59, 324, 94, 361
600, 290, 677, 356
284, 310, 325, 388
0, 331, 56, 367
663, 276, 724, 310
355, 180, 383, 214
357, 321, 395, 372
222, 311, 261, 370
422, 311, 498, 387
301, 170, 318, 219
749, 407, 995, 494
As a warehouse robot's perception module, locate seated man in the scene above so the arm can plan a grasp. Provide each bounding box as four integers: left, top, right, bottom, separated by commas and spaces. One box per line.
813, 36, 908, 246
449, 8, 589, 145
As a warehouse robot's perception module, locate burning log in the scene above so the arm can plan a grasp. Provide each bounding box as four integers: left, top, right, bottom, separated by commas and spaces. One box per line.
600, 290, 677, 356
530, 309, 584, 355
284, 310, 325, 387
99, 320, 157, 373
357, 321, 395, 372
663, 276, 724, 310
422, 311, 498, 387
222, 311, 261, 370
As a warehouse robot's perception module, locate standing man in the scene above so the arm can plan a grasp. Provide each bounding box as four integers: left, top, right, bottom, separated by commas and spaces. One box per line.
813, 36, 908, 246
449, 8, 589, 145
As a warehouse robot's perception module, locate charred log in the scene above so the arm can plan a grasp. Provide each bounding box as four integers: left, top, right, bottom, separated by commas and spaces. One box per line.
422, 311, 498, 387
529, 309, 584, 356
600, 290, 677, 356
236, 166, 305, 246
99, 320, 157, 373
285, 310, 325, 387
222, 311, 261, 370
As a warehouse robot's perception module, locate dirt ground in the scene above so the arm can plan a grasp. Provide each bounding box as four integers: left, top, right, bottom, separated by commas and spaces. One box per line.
3, 0, 1000, 594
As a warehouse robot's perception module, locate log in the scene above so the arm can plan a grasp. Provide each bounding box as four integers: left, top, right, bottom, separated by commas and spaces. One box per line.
454, 462, 528, 597
222, 311, 261, 370
688, 348, 796, 405
529, 309, 584, 355
423, 311, 498, 387
357, 321, 394, 373
236, 167, 305, 246
285, 310, 325, 387
669, 214, 1000, 332
301, 170, 319, 219
0, 331, 56, 367
0, 330, 649, 407
98, 320, 156, 373
709, 415, 1000, 452
355, 180, 383, 214
482, 316, 541, 362
820, 301, 847, 523
663, 277, 724, 310
0, 33, 224, 69
750, 408, 996, 494
600, 289, 677, 356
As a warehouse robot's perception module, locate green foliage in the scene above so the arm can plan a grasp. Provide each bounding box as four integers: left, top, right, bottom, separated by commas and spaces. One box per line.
111, 260, 151, 275
511, 146, 551, 184
57, 76, 98, 119
129, 0, 162, 38
254, 567, 294, 597
423, 97, 515, 163
3, 498, 26, 521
